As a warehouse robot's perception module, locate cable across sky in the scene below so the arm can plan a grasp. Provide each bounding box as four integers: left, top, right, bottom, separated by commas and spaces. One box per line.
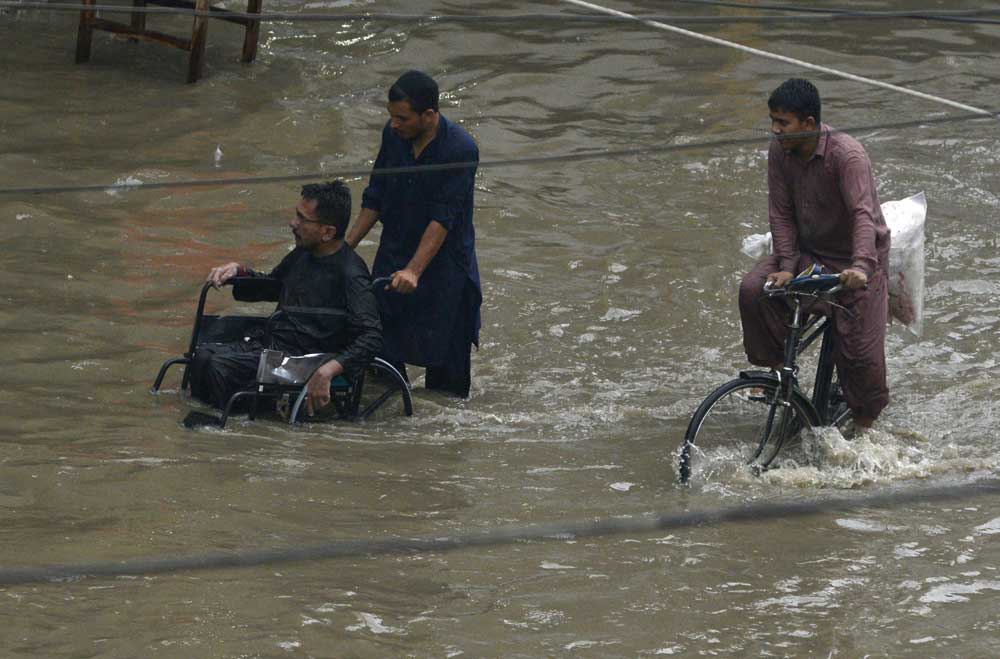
562, 0, 996, 117
2, 2, 1000, 25
0, 112, 995, 197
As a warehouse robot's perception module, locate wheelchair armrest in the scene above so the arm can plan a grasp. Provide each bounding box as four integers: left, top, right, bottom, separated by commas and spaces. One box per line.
256, 351, 332, 386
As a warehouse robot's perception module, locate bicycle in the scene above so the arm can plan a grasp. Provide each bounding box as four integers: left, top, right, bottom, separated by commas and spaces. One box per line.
678, 265, 854, 484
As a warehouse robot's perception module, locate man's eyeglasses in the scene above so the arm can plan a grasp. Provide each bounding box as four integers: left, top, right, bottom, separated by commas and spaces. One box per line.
295, 209, 326, 225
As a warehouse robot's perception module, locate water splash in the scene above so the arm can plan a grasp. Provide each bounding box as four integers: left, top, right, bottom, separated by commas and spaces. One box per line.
762, 426, 997, 489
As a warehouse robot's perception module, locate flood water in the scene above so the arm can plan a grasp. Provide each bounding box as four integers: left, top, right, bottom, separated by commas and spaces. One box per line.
2, 0, 999, 655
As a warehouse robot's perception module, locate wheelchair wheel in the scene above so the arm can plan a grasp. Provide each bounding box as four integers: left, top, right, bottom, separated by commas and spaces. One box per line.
286, 358, 413, 424
350, 358, 413, 421
678, 376, 818, 484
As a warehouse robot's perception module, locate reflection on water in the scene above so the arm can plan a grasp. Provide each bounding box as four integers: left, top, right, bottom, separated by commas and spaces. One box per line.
1, 0, 999, 655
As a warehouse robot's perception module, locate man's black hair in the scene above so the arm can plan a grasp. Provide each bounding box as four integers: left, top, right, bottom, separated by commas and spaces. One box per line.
768, 78, 821, 124
388, 70, 439, 114
301, 180, 351, 239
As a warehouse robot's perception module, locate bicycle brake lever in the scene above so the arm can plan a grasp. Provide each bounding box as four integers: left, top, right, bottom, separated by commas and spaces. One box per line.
826, 299, 857, 318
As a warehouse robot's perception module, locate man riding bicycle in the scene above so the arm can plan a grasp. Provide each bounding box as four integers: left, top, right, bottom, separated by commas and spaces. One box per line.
738, 78, 891, 429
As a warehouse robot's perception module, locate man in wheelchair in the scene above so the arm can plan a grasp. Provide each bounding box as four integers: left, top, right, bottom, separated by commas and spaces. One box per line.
190, 180, 383, 417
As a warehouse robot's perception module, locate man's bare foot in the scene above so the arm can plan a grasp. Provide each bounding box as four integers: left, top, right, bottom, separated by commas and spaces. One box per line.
854, 416, 875, 429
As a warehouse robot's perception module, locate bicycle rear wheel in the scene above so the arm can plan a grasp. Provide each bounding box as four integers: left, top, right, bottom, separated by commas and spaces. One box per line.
827, 376, 853, 427
678, 376, 818, 484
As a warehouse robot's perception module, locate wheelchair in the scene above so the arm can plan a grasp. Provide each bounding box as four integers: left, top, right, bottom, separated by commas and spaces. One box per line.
152, 277, 412, 428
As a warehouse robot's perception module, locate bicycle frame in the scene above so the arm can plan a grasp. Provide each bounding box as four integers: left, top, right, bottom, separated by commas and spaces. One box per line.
679, 268, 852, 482
776, 293, 841, 426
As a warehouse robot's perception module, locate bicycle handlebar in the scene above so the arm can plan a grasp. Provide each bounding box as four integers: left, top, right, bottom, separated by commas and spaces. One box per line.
762, 267, 844, 299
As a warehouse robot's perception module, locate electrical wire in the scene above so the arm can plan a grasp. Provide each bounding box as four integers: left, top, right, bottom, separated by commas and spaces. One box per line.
1, 2, 999, 25
0, 111, 994, 197
0, 477, 996, 585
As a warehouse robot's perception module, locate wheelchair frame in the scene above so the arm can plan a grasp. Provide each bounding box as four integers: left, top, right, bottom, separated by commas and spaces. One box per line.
152, 278, 412, 428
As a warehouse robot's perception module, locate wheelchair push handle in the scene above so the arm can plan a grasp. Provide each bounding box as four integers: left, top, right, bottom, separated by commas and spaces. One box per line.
371, 275, 413, 293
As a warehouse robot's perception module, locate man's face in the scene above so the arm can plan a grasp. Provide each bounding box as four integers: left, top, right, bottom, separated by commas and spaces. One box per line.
769, 108, 816, 155
388, 100, 434, 142
290, 197, 330, 250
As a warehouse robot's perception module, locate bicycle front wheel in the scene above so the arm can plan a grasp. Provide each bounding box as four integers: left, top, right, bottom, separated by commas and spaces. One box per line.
678, 376, 818, 484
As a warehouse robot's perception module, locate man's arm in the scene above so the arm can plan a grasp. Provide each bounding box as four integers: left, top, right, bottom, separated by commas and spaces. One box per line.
206, 262, 262, 287
345, 208, 380, 250
838, 153, 880, 289
206, 262, 240, 288
390, 135, 477, 294
304, 358, 344, 416
389, 220, 448, 293
207, 247, 298, 291
767, 144, 800, 287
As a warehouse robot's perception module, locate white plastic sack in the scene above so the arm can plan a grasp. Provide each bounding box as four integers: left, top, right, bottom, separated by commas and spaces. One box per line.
740, 232, 773, 259
882, 192, 926, 336
740, 192, 927, 336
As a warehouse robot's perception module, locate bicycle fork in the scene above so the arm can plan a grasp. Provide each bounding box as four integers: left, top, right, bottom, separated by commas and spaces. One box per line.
752, 300, 804, 465
753, 370, 793, 464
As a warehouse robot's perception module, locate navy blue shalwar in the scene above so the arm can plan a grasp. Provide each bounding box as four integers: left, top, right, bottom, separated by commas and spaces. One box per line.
361, 115, 482, 397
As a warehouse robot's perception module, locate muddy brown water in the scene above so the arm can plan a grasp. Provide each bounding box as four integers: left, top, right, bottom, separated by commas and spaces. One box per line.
2, 0, 999, 655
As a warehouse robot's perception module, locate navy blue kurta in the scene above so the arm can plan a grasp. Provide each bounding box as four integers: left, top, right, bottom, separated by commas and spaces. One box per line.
361, 114, 481, 368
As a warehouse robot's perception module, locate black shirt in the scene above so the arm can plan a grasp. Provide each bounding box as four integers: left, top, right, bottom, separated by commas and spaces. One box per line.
250, 245, 382, 377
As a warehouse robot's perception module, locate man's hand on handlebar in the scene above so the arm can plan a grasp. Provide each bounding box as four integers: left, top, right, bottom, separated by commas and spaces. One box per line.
764, 271, 794, 290
839, 268, 868, 290
207, 262, 241, 288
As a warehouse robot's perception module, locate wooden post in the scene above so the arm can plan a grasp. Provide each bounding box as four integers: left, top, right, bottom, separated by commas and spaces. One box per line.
187, 0, 210, 83
241, 0, 262, 63
130, 0, 147, 39
75, 0, 96, 63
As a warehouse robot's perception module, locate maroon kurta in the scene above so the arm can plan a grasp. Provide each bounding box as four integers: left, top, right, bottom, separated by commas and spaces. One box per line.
739, 125, 891, 420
